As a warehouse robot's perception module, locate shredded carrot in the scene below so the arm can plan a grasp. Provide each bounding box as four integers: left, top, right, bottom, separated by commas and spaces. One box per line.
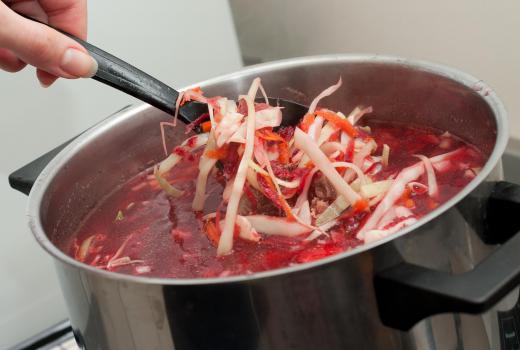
255, 129, 290, 164
300, 113, 315, 132
256, 129, 285, 142
353, 199, 369, 213
304, 160, 314, 168
201, 121, 212, 132
329, 130, 341, 142
204, 220, 220, 246
405, 199, 415, 208
205, 144, 229, 159
277, 141, 290, 164
315, 110, 358, 137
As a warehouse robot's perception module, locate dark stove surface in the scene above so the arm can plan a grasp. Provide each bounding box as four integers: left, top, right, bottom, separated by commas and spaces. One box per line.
8, 321, 78, 350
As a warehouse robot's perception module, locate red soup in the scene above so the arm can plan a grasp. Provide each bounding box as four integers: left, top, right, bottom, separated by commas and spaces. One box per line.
67, 79, 485, 278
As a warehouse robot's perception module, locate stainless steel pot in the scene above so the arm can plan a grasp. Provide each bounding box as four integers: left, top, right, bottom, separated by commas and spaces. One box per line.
10, 55, 520, 350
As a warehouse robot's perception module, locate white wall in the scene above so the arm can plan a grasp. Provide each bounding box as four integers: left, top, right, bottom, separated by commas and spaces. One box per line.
230, 0, 520, 138
0, 1, 242, 348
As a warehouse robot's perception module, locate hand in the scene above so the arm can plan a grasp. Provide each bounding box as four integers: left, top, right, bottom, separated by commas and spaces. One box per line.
0, 0, 97, 87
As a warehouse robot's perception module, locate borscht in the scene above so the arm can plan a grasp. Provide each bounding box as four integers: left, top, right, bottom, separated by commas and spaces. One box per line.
68, 78, 485, 278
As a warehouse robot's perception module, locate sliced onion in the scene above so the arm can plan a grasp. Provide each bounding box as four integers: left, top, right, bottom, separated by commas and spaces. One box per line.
77, 235, 95, 262
294, 128, 361, 206
347, 106, 373, 125
218, 79, 261, 256
154, 167, 184, 197
307, 78, 342, 115
305, 219, 338, 241
344, 140, 376, 182
363, 217, 418, 244
245, 215, 311, 237
297, 200, 312, 225
255, 107, 282, 129
308, 116, 324, 141
357, 162, 424, 240
215, 111, 244, 147
204, 213, 260, 242
382, 144, 390, 167
331, 161, 368, 185
317, 123, 339, 146
158, 133, 209, 175
321, 142, 344, 156
315, 196, 348, 226
414, 154, 439, 198
360, 180, 393, 199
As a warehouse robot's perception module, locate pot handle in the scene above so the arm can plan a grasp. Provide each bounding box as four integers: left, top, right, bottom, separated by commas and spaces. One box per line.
375, 181, 520, 331
8, 105, 132, 196
9, 138, 75, 195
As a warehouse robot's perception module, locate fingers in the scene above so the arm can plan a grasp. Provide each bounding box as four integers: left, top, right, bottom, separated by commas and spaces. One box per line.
0, 1, 96, 79
38, 0, 87, 39
36, 69, 58, 88
0, 48, 26, 72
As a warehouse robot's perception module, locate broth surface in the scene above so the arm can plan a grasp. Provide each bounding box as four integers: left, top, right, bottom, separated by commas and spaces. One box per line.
67, 121, 485, 278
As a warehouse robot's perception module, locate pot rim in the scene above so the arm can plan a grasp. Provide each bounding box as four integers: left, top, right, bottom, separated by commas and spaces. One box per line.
27, 53, 508, 285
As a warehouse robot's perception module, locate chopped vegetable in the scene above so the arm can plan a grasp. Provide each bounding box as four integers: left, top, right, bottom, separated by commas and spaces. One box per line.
382, 144, 390, 167
414, 154, 439, 198
218, 78, 261, 256
294, 128, 361, 206
81, 76, 484, 277
115, 210, 124, 222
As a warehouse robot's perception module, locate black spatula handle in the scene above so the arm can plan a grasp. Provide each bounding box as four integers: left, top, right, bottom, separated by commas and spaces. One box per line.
73, 34, 180, 117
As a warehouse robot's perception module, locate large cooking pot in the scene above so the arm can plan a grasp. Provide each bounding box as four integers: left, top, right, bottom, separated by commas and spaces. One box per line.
9, 55, 520, 350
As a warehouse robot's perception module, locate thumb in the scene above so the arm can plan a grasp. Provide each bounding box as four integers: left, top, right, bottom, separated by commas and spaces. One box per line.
0, 6, 97, 79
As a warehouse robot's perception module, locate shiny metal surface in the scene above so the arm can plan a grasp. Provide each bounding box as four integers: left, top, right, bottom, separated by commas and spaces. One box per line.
27, 55, 508, 349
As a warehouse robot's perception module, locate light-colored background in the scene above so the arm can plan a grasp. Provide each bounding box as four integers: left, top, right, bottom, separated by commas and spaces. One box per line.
0, 1, 242, 348
229, 0, 520, 138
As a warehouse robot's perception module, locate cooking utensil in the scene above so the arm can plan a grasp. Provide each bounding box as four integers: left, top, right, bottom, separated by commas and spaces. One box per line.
21, 14, 308, 126
9, 55, 518, 350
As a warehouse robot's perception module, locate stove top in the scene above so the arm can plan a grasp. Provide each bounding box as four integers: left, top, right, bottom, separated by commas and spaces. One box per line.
7, 321, 78, 350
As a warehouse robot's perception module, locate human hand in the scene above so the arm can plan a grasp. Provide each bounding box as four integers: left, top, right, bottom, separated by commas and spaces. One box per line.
0, 0, 97, 87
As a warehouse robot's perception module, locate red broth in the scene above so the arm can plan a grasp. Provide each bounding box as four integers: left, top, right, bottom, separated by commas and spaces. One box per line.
67, 122, 485, 278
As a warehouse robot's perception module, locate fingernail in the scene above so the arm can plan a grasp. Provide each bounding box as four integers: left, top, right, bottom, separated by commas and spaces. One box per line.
39, 80, 52, 88
60, 48, 98, 78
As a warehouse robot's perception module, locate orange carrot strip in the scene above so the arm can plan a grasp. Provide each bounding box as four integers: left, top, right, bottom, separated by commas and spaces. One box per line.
300, 113, 315, 132
277, 141, 290, 164
201, 121, 212, 132
204, 220, 220, 246
353, 199, 369, 213
256, 129, 285, 142
315, 110, 358, 137
205, 144, 229, 159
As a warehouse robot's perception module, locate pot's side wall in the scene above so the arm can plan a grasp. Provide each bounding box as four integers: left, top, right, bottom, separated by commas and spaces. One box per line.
55, 264, 175, 350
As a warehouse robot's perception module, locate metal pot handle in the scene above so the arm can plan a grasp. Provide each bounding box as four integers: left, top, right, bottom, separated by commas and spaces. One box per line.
375, 181, 520, 331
